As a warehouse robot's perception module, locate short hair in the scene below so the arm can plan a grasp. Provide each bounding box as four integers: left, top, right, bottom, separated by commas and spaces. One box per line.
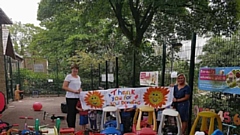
71, 64, 79, 70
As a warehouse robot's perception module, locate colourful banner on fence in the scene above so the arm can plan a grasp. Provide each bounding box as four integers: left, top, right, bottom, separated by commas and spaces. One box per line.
79, 87, 173, 110
198, 67, 240, 94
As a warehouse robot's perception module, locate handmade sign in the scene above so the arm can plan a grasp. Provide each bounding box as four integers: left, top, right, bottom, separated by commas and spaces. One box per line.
140, 71, 158, 86
79, 87, 173, 110
198, 67, 240, 94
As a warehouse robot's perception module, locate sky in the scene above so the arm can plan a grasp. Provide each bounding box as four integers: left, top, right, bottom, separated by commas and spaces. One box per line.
0, 0, 41, 26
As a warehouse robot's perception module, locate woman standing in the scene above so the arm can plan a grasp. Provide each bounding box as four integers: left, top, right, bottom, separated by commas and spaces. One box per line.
62, 64, 82, 128
173, 73, 191, 135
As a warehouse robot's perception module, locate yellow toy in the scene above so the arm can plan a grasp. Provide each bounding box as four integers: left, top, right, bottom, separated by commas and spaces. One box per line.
132, 106, 157, 135
14, 84, 23, 101
190, 111, 222, 135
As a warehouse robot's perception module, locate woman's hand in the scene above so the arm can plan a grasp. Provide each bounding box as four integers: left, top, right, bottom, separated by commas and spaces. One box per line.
74, 89, 80, 94
173, 98, 177, 102
79, 88, 82, 92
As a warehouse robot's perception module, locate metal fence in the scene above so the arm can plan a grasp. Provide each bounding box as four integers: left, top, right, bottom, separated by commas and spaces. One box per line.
179, 35, 240, 134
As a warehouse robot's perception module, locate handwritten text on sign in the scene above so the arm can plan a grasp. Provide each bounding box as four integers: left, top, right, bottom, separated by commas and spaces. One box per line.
108, 88, 141, 106
79, 87, 174, 110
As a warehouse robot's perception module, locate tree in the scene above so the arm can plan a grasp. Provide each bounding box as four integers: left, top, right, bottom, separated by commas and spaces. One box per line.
35, 0, 240, 88
7, 22, 42, 56
198, 33, 240, 67
83, 0, 240, 86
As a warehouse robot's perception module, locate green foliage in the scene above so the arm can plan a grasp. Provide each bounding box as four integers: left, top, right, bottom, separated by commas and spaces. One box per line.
12, 69, 65, 94
198, 33, 240, 67
21, 0, 239, 89
7, 22, 42, 56
193, 93, 240, 134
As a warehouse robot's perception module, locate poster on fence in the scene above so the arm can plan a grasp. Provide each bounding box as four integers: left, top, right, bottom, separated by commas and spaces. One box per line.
198, 67, 240, 94
140, 71, 158, 86
79, 87, 174, 110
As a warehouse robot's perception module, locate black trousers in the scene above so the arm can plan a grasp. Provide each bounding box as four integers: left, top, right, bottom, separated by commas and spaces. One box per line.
121, 116, 131, 133
66, 98, 79, 128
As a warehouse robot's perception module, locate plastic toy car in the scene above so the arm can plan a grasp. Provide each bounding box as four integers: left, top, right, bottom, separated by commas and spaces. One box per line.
132, 106, 157, 135
158, 108, 182, 135
100, 106, 123, 135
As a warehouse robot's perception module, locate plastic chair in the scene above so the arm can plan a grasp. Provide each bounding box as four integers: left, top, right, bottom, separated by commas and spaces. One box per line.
190, 111, 222, 135
158, 108, 182, 135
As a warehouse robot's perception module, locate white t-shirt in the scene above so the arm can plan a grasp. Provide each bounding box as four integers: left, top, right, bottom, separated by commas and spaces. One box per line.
64, 74, 81, 98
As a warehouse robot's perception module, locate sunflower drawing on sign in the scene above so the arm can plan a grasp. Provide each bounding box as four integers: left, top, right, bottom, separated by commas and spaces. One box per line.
143, 87, 169, 108
84, 91, 105, 109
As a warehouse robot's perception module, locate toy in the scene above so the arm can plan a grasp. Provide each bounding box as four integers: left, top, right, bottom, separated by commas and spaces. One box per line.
158, 108, 181, 135
100, 106, 123, 135
43, 111, 65, 122
212, 129, 223, 135
40, 118, 70, 135
0, 92, 19, 135
132, 105, 157, 135
35, 118, 60, 135
33, 102, 43, 111
190, 111, 222, 135
0, 122, 19, 135
27, 119, 49, 135
0, 115, 19, 135
0, 92, 6, 114
194, 131, 205, 135
19, 116, 34, 135
14, 84, 24, 101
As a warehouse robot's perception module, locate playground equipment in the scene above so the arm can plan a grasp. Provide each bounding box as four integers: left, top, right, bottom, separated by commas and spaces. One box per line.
41, 117, 72, 135
0, 92, 19, 135
43, 111, 65, 122
0, 123, 19, 135
0, 115, 19, 135
41, 117, 74, 135
132, 105, 157, 135
19, 116, 34, 134
57, 118, 74, 135
158, 108, 181, 135
27, 119, 49, 135
33, 102, 43, 111
0, 92, 5, 114
100, 106, 123, 135
190, 111, 222, 135
211, 129, 223, 135
38, 118, 60, 135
